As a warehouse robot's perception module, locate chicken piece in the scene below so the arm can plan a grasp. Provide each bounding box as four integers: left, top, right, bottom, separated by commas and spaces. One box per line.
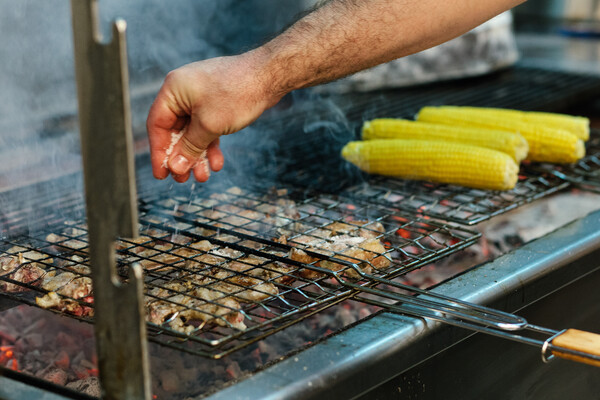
146, 282, 246, 332
134, 243, 203, 273
39, 272, 92, 299
0, 254, 48, 292
321, 221, 385, 239
46, 233, 88, 255
222, 255, 294, 285
35, 272, 94, 317
117, 236, 159, 254
205, 268, 280, 303
56, 255, 91, 275
287, 221, 390, 279
0, 247, 53, 292
180, 261, 281, 303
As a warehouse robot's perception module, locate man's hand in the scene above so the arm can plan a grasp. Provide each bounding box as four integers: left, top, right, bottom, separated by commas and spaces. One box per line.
146, 52, 279, 182
148, 0, 525, 183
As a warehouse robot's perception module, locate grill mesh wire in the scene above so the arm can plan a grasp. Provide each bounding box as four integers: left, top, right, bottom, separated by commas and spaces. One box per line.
341, 173, 570, 225
2, 67, 600, 357
0, 185, 479, 357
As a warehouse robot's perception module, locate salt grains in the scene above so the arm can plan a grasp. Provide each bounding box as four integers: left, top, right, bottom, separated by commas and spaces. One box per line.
162, 130, 185, 168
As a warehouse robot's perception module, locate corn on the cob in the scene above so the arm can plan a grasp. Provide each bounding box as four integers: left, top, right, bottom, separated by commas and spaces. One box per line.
341, 139, 519, 191
417, 106, 585, 164
362, 119, 529, 162
426, 107, 589, 141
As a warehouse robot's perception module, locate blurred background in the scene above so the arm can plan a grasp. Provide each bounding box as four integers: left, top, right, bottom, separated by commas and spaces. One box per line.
1, 0, 600, 187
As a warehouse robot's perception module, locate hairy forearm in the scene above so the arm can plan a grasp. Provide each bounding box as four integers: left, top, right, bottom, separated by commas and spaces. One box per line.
253, 0, 525, 98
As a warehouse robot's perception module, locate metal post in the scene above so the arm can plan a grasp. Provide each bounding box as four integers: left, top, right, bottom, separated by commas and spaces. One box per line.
70, 1, 150, 399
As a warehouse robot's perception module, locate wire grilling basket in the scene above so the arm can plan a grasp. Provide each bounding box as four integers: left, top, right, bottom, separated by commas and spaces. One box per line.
2, 178, 600, 365
0, 185, 479, 358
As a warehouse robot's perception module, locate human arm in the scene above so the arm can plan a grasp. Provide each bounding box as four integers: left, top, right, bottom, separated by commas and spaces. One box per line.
147, 0, 526, 182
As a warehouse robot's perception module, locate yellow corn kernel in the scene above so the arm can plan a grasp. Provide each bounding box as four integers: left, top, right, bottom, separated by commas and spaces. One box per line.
417, 106, 585, 163
362, 119, 529, 163
341, 139, 519, 191
434, 107, 589, 141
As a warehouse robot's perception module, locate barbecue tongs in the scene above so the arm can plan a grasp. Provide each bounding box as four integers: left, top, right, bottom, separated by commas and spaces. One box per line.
71, 1, 150, 399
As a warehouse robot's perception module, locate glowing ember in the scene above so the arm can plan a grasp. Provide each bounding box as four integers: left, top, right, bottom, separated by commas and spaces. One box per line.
0, 344, 18, 371
396, 228, 411, 239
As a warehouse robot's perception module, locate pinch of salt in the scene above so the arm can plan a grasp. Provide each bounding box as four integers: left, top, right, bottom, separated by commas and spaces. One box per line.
162, 130, 185, 168
200, 156, 210, 177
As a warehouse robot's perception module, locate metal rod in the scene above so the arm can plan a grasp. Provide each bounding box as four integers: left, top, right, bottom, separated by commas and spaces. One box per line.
359, 297, 600, 365
70, 1, 150, 399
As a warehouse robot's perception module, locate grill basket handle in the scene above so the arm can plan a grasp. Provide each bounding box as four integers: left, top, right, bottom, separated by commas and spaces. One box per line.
549, 329, 600, 367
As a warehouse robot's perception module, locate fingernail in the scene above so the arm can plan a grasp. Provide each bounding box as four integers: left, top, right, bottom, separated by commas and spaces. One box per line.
170, 155, 191, 173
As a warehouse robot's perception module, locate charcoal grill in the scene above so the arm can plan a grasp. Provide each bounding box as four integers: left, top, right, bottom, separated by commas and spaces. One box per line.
0, 179, 481, 358
2, 129, 600, 398
3, 9, 600, 398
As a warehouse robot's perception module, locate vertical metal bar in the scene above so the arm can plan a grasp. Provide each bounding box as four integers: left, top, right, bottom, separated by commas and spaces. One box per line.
70, 1, 150, 399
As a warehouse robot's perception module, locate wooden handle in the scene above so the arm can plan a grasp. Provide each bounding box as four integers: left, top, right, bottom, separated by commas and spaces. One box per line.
551, 329, 600, 367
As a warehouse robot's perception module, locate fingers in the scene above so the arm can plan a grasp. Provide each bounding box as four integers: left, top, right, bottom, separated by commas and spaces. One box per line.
192, 139, 224, 182
172, 171, 191, 183
192, 157, 211, 182
147, 86, 185, 180
207, 139, 224, 172
167, 114, 219, 177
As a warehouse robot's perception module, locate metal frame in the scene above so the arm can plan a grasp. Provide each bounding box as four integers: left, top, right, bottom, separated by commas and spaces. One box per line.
70, 1, 149, 399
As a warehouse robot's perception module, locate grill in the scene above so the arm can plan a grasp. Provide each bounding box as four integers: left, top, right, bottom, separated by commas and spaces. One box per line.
2, 125, 600, 360
0, 179, 479, 359
2, 52, 600, 399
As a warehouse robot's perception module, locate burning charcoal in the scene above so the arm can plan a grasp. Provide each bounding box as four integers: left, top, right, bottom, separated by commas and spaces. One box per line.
257, 341, 278, 362
66, 377, 101, 397
15, 333, 43, 352
225, 361, 242, 379
41, 366, 68, 386
336, 306, 358, 326
0, 329, 17, 344
70, 350, 85, 367
53, 350, 70, 369
72, 364, 90, 380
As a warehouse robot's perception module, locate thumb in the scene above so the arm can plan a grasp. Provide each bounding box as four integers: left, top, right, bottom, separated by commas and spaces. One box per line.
168, 117, 219, 176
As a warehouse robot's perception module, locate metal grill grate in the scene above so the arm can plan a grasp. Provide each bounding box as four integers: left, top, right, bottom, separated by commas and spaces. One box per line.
339, 172, 570, 226
240, 67, 600, 222
0, 185, 479, 358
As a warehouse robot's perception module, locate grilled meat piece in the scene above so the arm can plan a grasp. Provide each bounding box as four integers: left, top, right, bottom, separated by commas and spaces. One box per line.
146, 282, 246, 333
286, 221, 391, 279
56, 255, 91, 275
35, 271, 94, 317
0, 247, 52, 292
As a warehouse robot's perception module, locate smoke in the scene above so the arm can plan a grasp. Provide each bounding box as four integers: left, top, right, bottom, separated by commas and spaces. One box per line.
0, 0, 332, 233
